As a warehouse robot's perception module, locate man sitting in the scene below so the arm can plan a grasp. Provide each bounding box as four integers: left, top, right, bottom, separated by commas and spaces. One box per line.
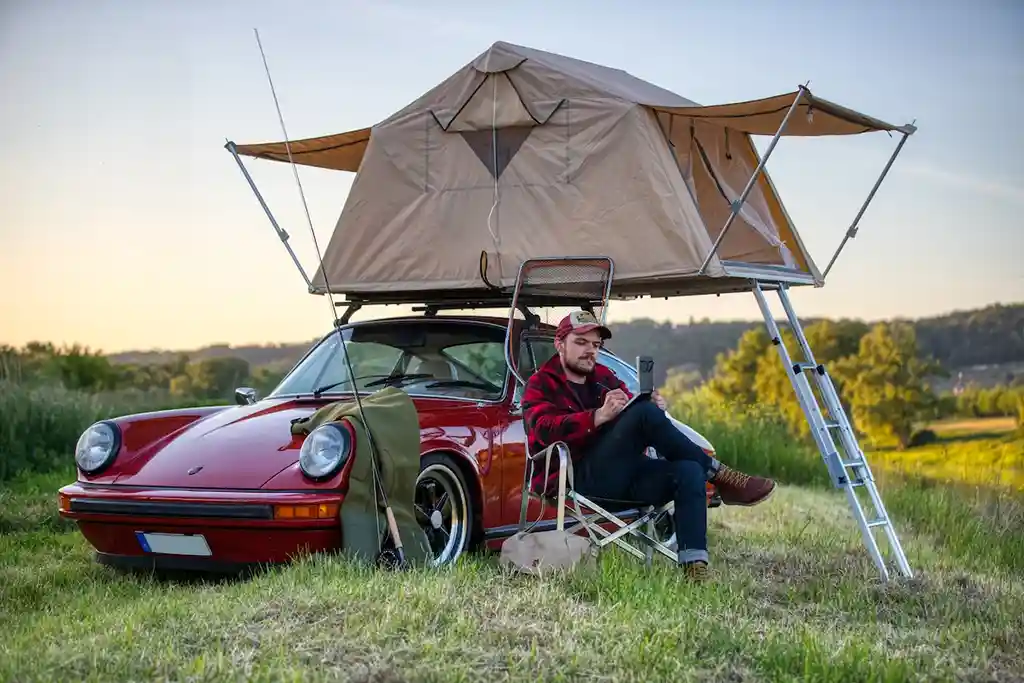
521, 310, 776, 580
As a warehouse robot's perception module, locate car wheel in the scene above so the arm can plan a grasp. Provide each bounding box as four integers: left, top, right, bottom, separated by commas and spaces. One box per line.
415, 453, 473, 567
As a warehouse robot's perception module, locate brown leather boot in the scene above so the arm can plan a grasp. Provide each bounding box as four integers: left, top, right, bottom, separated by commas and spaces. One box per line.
681, 560, 709, 582
710, 464, 776, 506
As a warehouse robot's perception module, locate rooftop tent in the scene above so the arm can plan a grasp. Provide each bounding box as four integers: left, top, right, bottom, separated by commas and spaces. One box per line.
231, 40, 914, 305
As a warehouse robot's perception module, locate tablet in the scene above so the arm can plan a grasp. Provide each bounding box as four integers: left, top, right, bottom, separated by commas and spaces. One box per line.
622, 355, 654, 409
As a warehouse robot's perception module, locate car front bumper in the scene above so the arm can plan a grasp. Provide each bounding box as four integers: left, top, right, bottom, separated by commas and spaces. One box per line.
58, 482, 345, 572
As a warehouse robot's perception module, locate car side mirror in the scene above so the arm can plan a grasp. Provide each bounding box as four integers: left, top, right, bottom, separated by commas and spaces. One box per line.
235, 387, 257, 405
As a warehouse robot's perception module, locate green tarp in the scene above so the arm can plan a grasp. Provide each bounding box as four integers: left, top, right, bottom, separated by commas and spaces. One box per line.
290, 387, 432, 567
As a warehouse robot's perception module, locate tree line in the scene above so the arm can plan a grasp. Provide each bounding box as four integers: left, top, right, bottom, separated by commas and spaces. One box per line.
605, 302, 1024, 388
2, 301, 1021, 441
0, 342, 285, 401
680, 319, 1023, 450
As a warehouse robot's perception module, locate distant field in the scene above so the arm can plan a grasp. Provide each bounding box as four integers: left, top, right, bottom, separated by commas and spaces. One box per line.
929, 416, 1018, 437
869, 417, 1024, 492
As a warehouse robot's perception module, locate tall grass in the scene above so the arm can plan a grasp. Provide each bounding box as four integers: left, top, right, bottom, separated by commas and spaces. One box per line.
0, 380, 225, 483
668, 386, 832, 487
667, 386, 1024, 575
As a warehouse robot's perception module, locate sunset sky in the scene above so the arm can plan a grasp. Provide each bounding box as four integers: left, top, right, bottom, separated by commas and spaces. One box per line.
2, 0, 1021, 353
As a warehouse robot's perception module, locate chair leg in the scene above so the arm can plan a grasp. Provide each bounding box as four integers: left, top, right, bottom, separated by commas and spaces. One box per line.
644, 507, 654, 568
569, 495, 678, 565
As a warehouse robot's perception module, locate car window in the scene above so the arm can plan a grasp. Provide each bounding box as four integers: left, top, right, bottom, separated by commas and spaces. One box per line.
442, 341, 507, 387
270, 321, 508, 401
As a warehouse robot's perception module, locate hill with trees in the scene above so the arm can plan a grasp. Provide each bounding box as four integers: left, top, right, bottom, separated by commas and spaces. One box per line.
3, 302, 1019, 413
101, 302, 1023, 388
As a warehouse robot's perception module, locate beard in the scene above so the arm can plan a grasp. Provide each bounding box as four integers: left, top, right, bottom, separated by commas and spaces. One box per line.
564, 354, 596, 376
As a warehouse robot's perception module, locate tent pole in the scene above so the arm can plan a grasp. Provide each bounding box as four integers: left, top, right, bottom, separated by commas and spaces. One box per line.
224, 140, 315, 293
821, 126, 914, 279
697, 86, 807, 276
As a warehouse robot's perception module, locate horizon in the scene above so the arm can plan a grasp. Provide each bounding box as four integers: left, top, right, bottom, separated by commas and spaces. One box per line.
2, 0, 1022, 354
101, 298, 1021, 356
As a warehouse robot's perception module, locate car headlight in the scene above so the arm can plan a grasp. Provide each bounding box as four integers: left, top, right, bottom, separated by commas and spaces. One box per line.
75, 421, 121, 474
299, 423, 353, 480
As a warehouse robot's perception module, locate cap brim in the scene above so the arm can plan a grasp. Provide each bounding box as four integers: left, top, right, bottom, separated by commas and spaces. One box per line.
573, 323, 612, 340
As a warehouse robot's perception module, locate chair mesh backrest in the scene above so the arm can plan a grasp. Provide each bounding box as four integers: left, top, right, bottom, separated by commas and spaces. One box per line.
516, 258, 613, 320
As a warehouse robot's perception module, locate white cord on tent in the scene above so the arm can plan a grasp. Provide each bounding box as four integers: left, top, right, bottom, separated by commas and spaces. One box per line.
485, 75, 503, 285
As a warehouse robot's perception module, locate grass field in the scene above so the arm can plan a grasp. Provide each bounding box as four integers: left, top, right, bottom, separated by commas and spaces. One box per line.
870, 417, 1024, 491
1, 384, 1023, 681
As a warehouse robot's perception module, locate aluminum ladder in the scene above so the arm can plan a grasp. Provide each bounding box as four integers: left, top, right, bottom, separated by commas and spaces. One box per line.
752, 281, 914, 582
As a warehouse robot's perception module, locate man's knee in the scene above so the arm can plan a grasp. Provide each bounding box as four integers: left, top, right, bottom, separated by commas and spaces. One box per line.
619, 398, 664, 429
671, 459, 707, 496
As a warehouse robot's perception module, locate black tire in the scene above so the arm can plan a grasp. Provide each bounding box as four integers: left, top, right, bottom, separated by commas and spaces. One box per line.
415, 453, 475, 567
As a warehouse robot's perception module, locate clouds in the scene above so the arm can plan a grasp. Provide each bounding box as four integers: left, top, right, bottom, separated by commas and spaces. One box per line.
898, 162, 1024, 206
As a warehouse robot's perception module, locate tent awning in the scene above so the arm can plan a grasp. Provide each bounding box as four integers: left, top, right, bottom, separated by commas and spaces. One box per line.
230, 88, 913, 173
651, 89, 916, 137
231, 127, 372, 172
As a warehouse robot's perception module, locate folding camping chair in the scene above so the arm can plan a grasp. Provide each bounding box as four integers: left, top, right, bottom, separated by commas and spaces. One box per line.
503, 256, 680, 567
516, 441, 680, 567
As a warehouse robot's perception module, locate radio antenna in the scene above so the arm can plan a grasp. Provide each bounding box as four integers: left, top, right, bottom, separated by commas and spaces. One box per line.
252, 28, 407, 569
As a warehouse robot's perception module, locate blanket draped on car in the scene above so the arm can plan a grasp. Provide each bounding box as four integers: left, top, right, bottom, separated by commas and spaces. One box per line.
290, 387, 432, 567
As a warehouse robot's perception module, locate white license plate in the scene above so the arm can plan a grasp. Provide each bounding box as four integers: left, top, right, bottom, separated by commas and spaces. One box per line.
135, 532, 212, 557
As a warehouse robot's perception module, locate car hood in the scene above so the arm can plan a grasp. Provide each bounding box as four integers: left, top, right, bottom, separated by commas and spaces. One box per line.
112, 400, 319, 489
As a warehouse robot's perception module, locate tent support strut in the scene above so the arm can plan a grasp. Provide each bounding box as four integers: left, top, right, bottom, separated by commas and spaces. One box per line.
821, 127, 914, 279
225, 140, 315, 292
697, 85, 807, 276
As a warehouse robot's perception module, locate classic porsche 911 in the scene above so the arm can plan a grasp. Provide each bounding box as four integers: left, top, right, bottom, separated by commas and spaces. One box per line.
58, 314, 720, 573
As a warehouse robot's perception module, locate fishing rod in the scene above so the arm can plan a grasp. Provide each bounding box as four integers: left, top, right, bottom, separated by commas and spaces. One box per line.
252, 28, 407, 569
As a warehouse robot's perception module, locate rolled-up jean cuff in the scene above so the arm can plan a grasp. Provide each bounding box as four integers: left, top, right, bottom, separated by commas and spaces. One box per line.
678, 549, 709, 564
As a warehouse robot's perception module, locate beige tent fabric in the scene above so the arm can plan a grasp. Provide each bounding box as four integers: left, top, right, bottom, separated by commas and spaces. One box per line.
232, 41, 906, 300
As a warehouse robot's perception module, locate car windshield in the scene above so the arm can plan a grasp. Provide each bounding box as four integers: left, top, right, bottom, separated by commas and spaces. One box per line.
269, 319, 509, 401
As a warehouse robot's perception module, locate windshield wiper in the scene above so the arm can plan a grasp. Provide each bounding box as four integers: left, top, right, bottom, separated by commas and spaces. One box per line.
311, 373, 436, 398
312, 373, 388, 398
312, 378, 357, 398
425, 379, 499, 391
364, 373, 435, 388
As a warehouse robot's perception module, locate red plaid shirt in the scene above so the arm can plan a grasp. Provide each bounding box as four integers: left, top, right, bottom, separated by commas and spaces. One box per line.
521, 353, 632, 494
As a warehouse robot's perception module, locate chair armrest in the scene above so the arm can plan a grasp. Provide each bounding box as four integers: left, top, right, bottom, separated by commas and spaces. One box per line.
517, 442, 572, 532
528, 442, 569, 462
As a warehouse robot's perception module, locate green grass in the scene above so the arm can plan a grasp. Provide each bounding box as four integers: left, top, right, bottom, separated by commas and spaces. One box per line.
870, 428, 1024, 492
2, 385, 1023, 680
2, 475, 1022, 681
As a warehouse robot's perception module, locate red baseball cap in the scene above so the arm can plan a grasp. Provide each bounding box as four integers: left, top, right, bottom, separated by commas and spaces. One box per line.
555, 310, 612, 341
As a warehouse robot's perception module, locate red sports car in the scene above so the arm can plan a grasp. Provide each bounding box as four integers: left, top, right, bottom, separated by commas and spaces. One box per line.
58, 314, 720, 573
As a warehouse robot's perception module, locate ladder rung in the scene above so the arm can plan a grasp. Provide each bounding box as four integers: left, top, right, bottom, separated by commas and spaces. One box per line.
866, 519, 889, 528
792, 361, 825, 375
841, 460, 865, 468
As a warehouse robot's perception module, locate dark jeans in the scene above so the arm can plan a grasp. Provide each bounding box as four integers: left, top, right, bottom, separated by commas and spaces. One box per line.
573, 400, 719, 564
